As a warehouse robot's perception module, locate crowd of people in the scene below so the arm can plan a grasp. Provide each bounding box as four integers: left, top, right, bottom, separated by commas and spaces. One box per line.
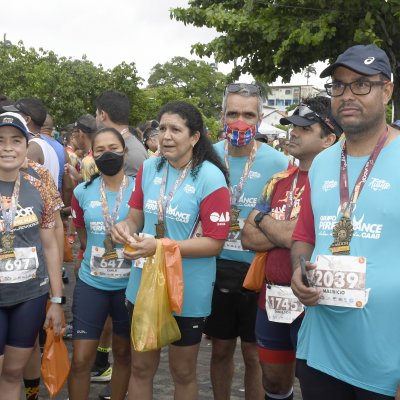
0, 43, 399, 400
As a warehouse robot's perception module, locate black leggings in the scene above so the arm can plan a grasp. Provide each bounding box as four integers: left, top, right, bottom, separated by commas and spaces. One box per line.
296, 359, 395, 400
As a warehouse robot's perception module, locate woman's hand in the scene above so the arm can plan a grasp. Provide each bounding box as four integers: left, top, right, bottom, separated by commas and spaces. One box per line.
44, 303, 64, 336
112, 221, 131, 245
123, 234, 157, 260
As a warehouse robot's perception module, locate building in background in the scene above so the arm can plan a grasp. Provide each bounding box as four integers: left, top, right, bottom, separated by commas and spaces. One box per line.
266, 85, 321, 111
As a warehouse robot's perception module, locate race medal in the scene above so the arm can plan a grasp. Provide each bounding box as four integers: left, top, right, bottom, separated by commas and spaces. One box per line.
0, 232, 16, 260
155, 222, 165, 239
330, 216, 353, 255
102, 235, 118, 260
229, 206, 241, 231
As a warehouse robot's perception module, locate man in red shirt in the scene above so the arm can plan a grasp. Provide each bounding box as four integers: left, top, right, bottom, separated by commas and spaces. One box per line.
241, 96, 341, 400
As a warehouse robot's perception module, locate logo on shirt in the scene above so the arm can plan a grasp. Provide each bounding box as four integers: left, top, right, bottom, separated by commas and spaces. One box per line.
0, 202, 39, 232
166, 204, 191, 223
144, 199, 158, 213
322, 180, 338, 192
318, 209, 383, 240
210, 211, 230, 224
153, 177, 162, 185
89, 221, 106, 234
248, 171, 261, 180
89, 201, 101, 208
183, 184, 195, 194
237, 193, 258, 208
368, 178, 390, 192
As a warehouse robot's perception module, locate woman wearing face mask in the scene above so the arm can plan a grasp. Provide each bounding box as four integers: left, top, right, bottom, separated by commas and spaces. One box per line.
111, 102, 231, 400
68, 128, 134, 400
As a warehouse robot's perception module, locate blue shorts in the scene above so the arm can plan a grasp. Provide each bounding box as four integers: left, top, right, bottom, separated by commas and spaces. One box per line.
72, 279, 130, 340
0, 294, 47, 355
255, 306, 302, 364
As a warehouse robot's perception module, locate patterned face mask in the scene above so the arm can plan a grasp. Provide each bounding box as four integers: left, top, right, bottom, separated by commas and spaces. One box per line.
224, 120, 258, 147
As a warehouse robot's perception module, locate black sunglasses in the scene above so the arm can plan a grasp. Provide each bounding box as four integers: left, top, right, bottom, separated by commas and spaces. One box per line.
224, 83, 261, 96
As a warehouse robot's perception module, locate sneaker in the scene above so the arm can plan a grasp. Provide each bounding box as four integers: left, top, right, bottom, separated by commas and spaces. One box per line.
98, 383, 111, 400
90, 364, 112, 382
68, 234, 75, 244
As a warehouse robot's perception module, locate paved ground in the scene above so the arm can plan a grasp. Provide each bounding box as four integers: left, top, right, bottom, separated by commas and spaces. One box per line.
34, 259, 302, 399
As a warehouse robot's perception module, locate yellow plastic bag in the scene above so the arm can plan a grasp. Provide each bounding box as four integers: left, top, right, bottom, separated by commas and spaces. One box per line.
132, 240, 181, 351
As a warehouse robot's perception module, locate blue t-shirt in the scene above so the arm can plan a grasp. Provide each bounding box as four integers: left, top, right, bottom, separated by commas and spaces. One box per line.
126, 158, 229, 317
296, 137, 400, 397
213, 141, 288, 264
73, 177, 135, 291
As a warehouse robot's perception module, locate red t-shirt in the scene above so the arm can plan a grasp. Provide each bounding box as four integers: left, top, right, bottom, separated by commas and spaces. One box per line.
259, 170, 308, 309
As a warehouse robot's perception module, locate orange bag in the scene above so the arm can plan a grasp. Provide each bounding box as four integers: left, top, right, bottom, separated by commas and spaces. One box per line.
63, 233, 73, 262
41, 310, 70, 397
243, 252, 268, 292
161, 238, 184, 315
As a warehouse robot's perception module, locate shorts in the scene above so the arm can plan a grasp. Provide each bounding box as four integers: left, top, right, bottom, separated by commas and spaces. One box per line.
203, 286, 258, 342
255, 306, 302, 364
126, 301, 205, 347
296, 359, 395, 400
0, 294, 47, 355
72, 279, 130, 340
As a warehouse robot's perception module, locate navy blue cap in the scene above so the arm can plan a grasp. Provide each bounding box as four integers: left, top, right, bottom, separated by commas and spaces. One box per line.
0, 112, 29, 141
320, 44, 391, 80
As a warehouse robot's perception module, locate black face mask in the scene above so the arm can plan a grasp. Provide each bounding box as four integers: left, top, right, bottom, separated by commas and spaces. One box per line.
94, 151, 124, 176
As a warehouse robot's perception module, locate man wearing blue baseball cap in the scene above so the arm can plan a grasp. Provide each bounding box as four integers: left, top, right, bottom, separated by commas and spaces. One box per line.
291, 44, 399, 399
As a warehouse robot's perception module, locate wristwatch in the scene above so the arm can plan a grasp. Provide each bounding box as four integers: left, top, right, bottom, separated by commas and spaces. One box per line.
254, 211, 268, 229
50, 296, 66, 304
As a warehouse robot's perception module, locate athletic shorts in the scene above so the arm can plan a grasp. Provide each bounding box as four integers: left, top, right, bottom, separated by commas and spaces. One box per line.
296, 359, 395, 400
203, 287, 258, 342
126, 301, 205, 347
255, 306, 302, 364
72, 279, 130, 340
0, 294, 47, 355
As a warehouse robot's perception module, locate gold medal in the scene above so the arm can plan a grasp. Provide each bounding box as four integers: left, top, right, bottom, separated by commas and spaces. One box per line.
0, 232, 16, 260
155, 222, 165, 239
102, 235, 118, 260
329, 216, 354, 255
229, 206, 241, 231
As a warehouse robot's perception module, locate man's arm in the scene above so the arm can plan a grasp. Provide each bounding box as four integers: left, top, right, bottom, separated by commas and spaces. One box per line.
61, 149, 74, 207
259, 215, 298, 249
241, 209, 277, 251
27, 141, 44, 164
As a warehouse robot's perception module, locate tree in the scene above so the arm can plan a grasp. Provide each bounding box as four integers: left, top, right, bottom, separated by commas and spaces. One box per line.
171, 0, 400, 119
302, 64, 317, 85
147, 56, 228, 118
0, 38, 142, 126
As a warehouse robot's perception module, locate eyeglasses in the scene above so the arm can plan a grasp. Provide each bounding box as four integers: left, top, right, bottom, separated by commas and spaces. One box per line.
324, 79, 388, 97
293, 104, 337, 134
224, 83, 261, 96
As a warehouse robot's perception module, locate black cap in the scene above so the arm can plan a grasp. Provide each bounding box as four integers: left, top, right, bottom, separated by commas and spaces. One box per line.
280, 114, 316, 127
320, 44, 391, 79
0, 112, 29, 141
254, 133, 269, 144
3, 98, 47, 127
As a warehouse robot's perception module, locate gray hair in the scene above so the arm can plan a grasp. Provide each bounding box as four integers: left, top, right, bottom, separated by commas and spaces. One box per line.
222, 88, 263, 117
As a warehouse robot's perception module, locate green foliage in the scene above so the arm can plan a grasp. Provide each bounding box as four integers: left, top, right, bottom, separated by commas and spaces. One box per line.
171, 0, 400, 119
147, 56, 228, 119
0, 39, 142, 126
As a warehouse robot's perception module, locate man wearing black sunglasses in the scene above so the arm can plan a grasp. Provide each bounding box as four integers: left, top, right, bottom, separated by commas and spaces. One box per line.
291, 45, 399, 400
241, 96, 340, 400
204, 82, 288, 400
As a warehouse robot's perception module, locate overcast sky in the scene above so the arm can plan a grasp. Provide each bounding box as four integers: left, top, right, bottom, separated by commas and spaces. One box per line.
2, 0, 326, 88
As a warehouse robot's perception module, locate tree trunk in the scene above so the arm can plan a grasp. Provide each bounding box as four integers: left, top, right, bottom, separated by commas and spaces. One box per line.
392, 74, 400, 121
